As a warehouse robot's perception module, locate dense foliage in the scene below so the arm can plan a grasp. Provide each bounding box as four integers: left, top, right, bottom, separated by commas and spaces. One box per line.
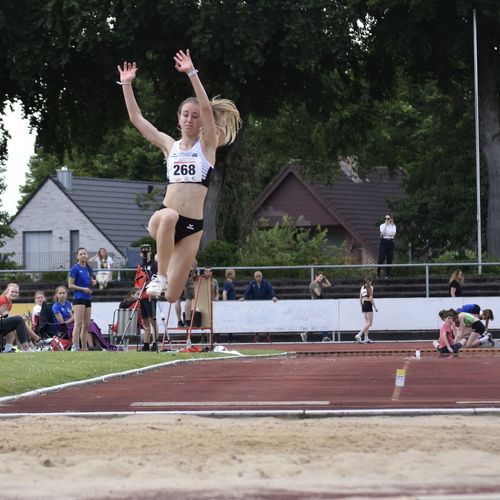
2, 1, 500, 260
237, 216, 354, 267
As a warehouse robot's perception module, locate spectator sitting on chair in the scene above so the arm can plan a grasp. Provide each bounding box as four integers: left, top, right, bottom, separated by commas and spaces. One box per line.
0, 283, 38, 352
119, 287, 141, 309
222, 269, 237, 301
89, 247, 113, 290
52, 286, 74, 337
309, 272, 331, 299
4, 283, 44, 349
32, 291, 59, 339
119, 287, 142, 332
31, 290, 46, 336
239, 271, 277, 302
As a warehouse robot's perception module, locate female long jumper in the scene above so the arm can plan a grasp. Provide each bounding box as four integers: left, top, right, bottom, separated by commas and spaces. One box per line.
118, 50, 241, 302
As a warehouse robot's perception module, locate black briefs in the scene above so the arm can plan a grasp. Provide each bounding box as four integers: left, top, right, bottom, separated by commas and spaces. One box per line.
158, 205, 204, 243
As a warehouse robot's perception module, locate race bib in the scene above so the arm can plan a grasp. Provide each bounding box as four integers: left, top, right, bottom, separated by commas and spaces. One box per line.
168, 156, 202, 183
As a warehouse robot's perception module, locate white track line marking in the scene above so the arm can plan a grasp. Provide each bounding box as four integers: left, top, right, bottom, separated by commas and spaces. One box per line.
456, 400, 500, 404
130, 401, 330, 407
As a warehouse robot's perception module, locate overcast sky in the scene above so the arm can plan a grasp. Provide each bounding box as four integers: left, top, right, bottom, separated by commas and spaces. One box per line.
2, 101, 36, 216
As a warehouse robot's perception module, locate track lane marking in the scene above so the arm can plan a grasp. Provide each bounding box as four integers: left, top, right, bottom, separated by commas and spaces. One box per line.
456, 400, 500, 404
130, 401, 330, 407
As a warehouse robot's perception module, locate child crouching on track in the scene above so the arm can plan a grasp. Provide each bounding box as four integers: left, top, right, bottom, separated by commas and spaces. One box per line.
455, 304, 495, 347
434, 309, 463, 355
455, 310, 494, 348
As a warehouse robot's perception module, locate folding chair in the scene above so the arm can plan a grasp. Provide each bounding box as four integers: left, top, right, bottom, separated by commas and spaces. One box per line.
36, 302, 57, 339
110, 309, 140, 351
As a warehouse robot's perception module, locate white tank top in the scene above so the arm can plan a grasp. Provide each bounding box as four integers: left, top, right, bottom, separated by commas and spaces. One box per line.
166, 139, 213, 187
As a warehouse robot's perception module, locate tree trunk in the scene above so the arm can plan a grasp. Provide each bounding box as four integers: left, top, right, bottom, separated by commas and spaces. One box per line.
201, 165, 223, 249
478, 22, 500, 258
200, 123, 247, 250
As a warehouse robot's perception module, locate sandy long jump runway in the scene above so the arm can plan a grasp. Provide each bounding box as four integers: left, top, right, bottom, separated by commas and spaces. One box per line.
1, 344, 500, 499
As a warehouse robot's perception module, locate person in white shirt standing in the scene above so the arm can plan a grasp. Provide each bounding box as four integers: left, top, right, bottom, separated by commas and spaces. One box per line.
377, 214, 396, 279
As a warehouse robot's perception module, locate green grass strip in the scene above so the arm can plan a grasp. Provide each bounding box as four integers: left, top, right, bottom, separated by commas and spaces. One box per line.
0, 349, 285, 397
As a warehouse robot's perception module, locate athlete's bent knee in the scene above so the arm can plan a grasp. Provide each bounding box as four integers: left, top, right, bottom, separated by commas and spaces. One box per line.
158, 210, 178, 229
164, 291, 179, 304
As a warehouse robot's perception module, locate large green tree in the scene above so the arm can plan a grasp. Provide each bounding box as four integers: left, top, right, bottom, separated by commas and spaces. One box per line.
0, 111, 16, 246
0, 161, 15, 248
1, 0, 365, 246
6, 1, 498, 261
224, 71, 485, 257
375, 77, 486, 256
349, 1, 500, 256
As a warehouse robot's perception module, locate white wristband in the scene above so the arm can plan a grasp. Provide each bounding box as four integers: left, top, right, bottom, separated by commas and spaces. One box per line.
187, 69, 198, 78
116, 81, 132, 85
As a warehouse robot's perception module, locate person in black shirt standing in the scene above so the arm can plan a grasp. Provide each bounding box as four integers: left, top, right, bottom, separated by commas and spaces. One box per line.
448, 269, 464, 297
240, 271, 278, 302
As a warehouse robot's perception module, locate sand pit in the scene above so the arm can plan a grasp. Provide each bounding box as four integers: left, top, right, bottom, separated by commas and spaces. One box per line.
1, 414, 500, 499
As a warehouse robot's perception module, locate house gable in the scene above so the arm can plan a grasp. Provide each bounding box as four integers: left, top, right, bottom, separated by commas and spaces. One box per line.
251, 161, 406, 261
56, 176, 165, 254
255, 172, 339, 226
311, 167, 406, 256
1, 178, 119, 267
3, 172, 166, 269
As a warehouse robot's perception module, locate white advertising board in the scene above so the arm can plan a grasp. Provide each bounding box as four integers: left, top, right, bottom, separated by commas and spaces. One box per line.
90, 296, 500, 335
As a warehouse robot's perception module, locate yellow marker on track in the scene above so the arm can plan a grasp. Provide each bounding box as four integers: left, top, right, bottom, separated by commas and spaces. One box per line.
395, 368, 406, 387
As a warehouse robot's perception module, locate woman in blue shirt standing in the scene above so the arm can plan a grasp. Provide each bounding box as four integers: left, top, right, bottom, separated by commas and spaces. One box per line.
68, 248, 96, 351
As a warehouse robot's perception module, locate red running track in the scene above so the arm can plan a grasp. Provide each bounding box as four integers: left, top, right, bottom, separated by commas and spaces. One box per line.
1, 342, 500, 414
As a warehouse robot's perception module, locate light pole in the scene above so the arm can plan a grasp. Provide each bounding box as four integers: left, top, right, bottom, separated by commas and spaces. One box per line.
473, 9, 482, 274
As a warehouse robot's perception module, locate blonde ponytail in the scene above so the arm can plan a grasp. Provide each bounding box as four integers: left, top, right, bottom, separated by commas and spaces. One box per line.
210, 97, 242, 146
178, 96, 242, 146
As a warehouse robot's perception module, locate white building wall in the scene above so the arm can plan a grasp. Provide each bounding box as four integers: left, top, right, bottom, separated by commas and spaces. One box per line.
3, 179, 120, 268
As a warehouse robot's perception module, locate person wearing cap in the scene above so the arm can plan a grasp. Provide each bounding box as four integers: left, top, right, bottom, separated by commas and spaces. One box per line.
377, 214, 396, 279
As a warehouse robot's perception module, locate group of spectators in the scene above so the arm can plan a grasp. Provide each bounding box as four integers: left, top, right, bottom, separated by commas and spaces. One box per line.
0, 237, 490, 352
0, 244, 120, 353
0, 281, 109, 353
434, 304, 495, 354
221, 269, 278, 302
218, 266, 467, 302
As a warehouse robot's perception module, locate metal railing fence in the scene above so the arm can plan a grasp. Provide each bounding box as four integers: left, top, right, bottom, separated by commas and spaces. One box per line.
2, 251, 126, 270
0, 261, 499, 298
